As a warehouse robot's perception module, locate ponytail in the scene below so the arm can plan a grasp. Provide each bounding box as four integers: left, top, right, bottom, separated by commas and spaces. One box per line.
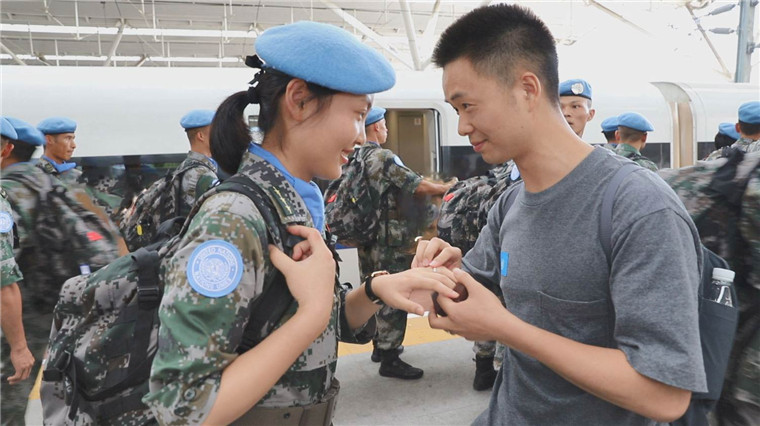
210, 91, 250, 175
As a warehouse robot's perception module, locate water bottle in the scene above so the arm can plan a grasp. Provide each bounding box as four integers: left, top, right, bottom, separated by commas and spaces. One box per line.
709, 268, 735, 307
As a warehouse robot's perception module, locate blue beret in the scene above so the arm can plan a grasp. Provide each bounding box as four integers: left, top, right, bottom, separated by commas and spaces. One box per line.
255, 21, 395, 95
738, 101, 760, 124
38, 117, 77, 134
6, 117, 46, 146
180, 109, 215, 130
718, 122, 740, 141
600, 116, 619, 133
0, 118, 18, 140
559, 79, 592, 100
365, 107, 386, 127
617, 112, 654, 132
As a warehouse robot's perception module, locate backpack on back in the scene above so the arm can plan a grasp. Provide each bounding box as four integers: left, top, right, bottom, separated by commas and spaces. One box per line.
120, 160, 212, 252
324, 146, 386, 246
3, 171, 121, 310
41, 175, 300, 425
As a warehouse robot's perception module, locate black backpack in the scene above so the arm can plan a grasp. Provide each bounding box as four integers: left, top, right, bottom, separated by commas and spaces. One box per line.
41, 175, 300, 425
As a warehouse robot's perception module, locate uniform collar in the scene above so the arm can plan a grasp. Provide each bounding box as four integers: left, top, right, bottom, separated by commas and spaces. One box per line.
185, 150, 218, 172
39, 156, 77, 173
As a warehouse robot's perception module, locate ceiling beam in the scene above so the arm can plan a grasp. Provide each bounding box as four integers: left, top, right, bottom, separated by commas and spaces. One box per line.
103, 21, 125, 67
319, 0, 414, 69
0, 23, 256, 39
399, 0, 422, 70
0, 42, 27, 65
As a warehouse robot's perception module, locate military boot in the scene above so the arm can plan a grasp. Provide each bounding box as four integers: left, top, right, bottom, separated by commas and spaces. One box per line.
378, 350, 423, 380
473, 355, 497, 391
371, 344, 404, 362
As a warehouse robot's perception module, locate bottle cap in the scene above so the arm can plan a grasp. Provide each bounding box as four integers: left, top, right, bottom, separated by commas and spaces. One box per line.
712, 268, 735, 282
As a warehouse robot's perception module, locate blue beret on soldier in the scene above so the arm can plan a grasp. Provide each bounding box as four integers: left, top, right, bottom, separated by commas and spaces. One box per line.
617, 112, 654, 132
559, 79, 592, 100
365, 107, 386, 127
600, 116, 619, 133
718, 122, 740, 141
180, 110, 215, 130
6, 117, 46, 146
0, 117, 18, 140
38, 117, 77, 135
738, 101, 760, 124
255, 21, 396, 95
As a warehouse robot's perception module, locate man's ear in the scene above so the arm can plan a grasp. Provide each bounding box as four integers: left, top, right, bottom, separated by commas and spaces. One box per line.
518, 71, 541, 111
1, 142, 14, 159
587, 108, 596, 122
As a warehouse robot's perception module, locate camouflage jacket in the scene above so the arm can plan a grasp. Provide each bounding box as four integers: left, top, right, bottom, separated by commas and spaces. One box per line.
704, 137, 759, 161
601, 143, 618, 151
174, 151, 219, 217
355, 142, 424, 274
37, 157, 123, 219
614, 143, 658, 171
144, 149, 374, 425
0, 189, 22, 288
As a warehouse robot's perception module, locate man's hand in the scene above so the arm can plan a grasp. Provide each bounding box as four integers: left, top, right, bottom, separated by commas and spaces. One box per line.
7, 345, 34, 385
411, 237, 462, 270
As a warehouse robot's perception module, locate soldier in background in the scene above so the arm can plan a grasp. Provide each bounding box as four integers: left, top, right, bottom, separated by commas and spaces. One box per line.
614, 112, 658, 171
714, 122, 741, 151
559, 79, 595, 138
600, 116, 619, 150
0, 118, 35, 426
358, 107, 452, 380
174, 109, 219, 216
0, 118, 48, 425
705, 101, 760, 160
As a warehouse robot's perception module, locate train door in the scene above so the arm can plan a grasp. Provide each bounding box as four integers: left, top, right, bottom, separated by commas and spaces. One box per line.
384, 108, 441, 178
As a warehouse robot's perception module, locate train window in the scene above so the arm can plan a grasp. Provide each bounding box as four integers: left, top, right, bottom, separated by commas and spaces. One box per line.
74, 153, 186, 212
640, 142, 671, 169
697, 141, 716, 161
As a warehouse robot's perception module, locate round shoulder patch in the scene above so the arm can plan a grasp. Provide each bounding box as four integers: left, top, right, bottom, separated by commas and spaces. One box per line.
393, 155, 405, 167
0, 212, 14, 234
186, 240, 244, 298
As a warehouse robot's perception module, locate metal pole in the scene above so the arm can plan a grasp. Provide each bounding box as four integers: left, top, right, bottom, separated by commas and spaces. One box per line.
735, 0, 757, 83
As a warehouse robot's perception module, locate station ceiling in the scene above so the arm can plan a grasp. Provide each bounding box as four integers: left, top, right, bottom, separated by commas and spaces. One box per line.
0, 0, 741, 72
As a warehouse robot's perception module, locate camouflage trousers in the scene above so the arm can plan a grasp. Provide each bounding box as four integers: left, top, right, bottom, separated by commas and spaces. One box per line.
374, 305, 407, 350
1, 312, 52, 426
717, 328, 760, 426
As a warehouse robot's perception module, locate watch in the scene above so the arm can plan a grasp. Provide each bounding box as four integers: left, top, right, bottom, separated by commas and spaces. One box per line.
364, 270, 389, 305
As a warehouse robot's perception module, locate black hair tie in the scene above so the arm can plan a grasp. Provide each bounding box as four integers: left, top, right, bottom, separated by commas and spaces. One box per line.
245, 55, 264, 69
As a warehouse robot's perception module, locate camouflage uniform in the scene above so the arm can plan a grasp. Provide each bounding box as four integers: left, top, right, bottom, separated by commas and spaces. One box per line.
0, 162, 56, 425
614, 143, 658, 171
704, 137, 759, 161
601, 143, 618, 151
354, 142, 425, 351
174, 151, 219, 217
144, 149, 374, 425
37, 157, 123, 219
0, 189, 27, 426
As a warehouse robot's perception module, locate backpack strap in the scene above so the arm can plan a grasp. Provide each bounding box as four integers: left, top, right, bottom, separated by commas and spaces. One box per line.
212, 175, 301, 354
600, 163, 641, 266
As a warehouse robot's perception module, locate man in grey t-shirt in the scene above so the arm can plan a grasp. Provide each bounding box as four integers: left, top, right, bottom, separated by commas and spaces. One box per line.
415, 4, 707, 424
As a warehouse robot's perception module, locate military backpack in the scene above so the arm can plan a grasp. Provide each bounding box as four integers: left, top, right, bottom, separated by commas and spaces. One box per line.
3, 170, 121, 311
324, 145, 387, 246
120, 160, 214, 252
40, 175, 301, 425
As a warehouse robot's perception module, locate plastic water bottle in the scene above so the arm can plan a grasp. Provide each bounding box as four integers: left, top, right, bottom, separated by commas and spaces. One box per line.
709, 268, 735, 307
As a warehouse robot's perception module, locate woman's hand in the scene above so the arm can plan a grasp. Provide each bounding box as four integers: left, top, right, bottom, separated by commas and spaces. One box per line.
411, 237, 462, 270
269, 225, 335, 320
371, 267, 460, 316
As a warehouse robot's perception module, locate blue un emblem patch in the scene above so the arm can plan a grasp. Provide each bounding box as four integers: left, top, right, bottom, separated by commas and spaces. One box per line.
186, 240, 244, 298
0, 212, 13, 234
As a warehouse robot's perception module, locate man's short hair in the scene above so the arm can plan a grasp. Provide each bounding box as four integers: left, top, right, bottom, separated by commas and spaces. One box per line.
739, 121, 760, 136
602, 131, 617, 143
714, 132, 735, 150
8, 140, 37, 162
186, 127, 202, 143
432, 4, 559, 104
617, 126, 646, 143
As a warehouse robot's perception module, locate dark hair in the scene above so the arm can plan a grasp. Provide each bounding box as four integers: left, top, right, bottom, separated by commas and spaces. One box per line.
602, 130, 617, 143
8, 140, 37, 162
211, 70, 337, 175
617, 126, 646, 143
739, 121, 760, 136
432, 4, 559, 104
713, 132, 735, 150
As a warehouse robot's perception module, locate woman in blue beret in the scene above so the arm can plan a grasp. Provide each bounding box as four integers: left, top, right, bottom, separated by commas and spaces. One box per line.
144, 21, 457, 425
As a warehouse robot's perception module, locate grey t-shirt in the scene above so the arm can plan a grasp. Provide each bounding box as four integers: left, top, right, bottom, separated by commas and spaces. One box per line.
466, 148, 707, 425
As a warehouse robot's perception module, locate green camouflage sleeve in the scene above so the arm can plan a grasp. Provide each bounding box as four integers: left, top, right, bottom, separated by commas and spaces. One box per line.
180, 166, 219, 213
0, 197, 22, 287
635, 158, 659, 172
1, 179, 36, 258
373, 149, 422, 195
145, 191, 269, 425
